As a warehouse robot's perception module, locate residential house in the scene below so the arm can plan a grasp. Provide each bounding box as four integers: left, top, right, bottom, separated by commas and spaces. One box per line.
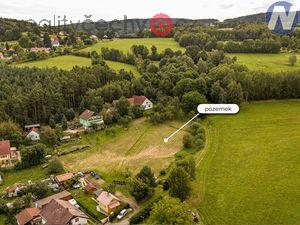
50, 35, 60, 47
26, 128, 40, 141
84, 183, 97, 194
54, 173, 74, 184
30, 48, 50, 53
35, 190, 72, 209
90, 35, 98, 42
113, 95, 153, 110
0, 140, 21, 168
59, 31, 67, 36
97, 191, 121, 215
3, 183, 25, 198
79, 109, 104, 129
25, 124, 41, 132
16, 208, 41, 225
40, 199, 88, 225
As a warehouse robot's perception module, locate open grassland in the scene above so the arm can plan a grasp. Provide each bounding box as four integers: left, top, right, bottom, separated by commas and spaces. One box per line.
0, 167, 46, 193
229, 53, 300, 72
80, 38, 184, 53
16, 55, 140, 76
60, 119, 185, 175
105, 60, 140, 76
191, 100, 300, 225
0, 215, 5, 225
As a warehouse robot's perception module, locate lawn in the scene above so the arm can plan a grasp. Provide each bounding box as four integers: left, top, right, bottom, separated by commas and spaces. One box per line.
70, 189, 106, 220
16, 55, 140, 76
191, 100, 300, 225
80, 38, 184, 54
0, 167, 47, 193
60, 118, 185, 175
229, 53, 300, 72
0, 215, 5, 225
105, 61, 140, 77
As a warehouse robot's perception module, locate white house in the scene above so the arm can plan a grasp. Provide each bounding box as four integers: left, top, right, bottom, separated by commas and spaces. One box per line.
26, 128, 40, 141
130, 95, 153, 110
50, 35, 60, 47
113, 95, 153, 110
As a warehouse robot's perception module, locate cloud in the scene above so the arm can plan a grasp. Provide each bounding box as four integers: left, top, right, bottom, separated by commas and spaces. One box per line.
219, 4, 234, 9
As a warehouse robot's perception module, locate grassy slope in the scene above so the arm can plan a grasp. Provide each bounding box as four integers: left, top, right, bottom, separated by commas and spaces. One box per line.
191, 100, 300, 225
229, 53, 300, 72
80, 38, 184, 53
60, 119, 185, 175
16, 55, 140, 76
0, 167, 47, 193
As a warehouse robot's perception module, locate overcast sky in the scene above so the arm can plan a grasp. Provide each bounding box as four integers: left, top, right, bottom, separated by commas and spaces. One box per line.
0, 0, 298, 23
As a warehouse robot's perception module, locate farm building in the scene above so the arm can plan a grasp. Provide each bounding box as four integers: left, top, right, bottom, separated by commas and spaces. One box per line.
79, 109, 104, 129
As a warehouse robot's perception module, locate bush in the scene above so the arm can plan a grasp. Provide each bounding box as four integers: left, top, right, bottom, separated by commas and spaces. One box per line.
47, 157, 64, 174
183, 133, 193, 148
129, 196, 162, 224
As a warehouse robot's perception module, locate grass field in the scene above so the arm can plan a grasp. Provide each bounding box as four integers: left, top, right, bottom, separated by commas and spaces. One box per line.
80, 38, 184, 54
60, 119, 185, 175
16, 55, 140, 76
229, 53, 300, 72
0, 167, 47, 193
191, 100, 300, 225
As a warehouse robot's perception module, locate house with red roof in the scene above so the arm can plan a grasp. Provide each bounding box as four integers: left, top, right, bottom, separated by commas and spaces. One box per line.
0, 140, 21, 168
79, 109, 104, 129
3, 182, 26, 198
40, 199, 88, 225
96, 191, 121, 215
30, 47, 50, 53
26, 128, 40, 141
113, 95, 153, 110
50, 35, 60, 47
54, 173, 74, 184
16, 208, 41, 225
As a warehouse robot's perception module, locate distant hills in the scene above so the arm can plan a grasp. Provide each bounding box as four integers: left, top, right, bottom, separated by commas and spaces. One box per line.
0, 11, 283, 38
63, 18, 219, 34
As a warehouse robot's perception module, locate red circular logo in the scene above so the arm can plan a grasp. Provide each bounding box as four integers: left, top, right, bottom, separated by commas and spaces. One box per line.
150, 13, 173, 37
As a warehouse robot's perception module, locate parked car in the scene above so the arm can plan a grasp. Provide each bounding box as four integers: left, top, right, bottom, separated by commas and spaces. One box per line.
117, 209, 128, 220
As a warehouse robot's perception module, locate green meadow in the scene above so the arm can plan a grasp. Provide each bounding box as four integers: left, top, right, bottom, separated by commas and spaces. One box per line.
191, 100, 300, 225
80, 38, 184, 53
16, 55, 140, 76
229, 53, 300, 72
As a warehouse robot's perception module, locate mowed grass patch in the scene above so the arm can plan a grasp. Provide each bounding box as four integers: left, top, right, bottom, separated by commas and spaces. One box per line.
16, 55, 91, 70
80, 38, 184, 54
60, 119, 185, 175
16, 55, 140, 76
229, 53, 300, 72
105, 61, 140, 77
191, 100, 300, 225
0, 167, 47, 193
